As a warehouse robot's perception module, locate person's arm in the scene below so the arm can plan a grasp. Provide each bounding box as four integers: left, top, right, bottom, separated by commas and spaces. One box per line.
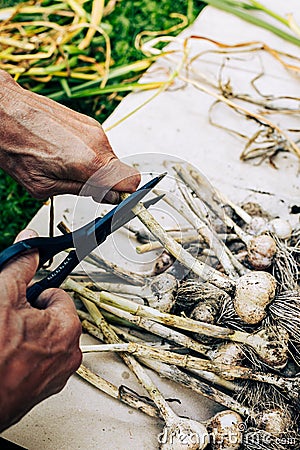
0, 229, 82, 432
0, 70, 140, 431
0, 70, 140, 203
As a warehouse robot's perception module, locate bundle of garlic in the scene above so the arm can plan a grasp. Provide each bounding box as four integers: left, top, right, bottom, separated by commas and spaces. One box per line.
60, 163, 299, 449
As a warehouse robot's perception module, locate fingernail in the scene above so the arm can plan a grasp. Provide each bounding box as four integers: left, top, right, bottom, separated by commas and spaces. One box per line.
14, 228, 38, 243
102, 190, 121, 204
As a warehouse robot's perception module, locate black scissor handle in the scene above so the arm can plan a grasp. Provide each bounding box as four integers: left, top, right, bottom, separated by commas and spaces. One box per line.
0, 241, 34, 269
0, 234, 74, 271
0, 174, 166, 272
0, 174, 167, 305
26, 250, 80, 306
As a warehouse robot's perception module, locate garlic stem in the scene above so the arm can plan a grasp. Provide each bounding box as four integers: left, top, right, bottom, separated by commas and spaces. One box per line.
86, 300, 211, 356
136, 233, 199, 254
81, 273, 177, 312
177, 181, 211, 226
81, 319, 143, 344
77, 364, 160, 418
82, 312, 239, 394
154, 189, 240, 279
80, 292, 209, 448
65, 279, 288, 368
79, 340, 298, 402
120, 193, 235, 294
173, 164, 250, 244
78, 303, 294, 435
176, 182, 249, 276
215, 189, 252, 225
122, 192, 274, 325
80, 297, 178, 423
136, 359, 250, 418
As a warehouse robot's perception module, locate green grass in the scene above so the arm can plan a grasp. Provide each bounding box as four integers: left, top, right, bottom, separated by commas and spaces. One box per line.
0, 0, 205, 250
0, 175, 41, 247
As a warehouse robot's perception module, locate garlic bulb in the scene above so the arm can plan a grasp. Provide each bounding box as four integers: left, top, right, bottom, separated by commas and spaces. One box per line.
208, 410, 243, 450
248, 325, 289, 368
160, 417, 209, 450
246, 216, 268, 236
234, 272, 277, 324
255, 408, 292, 437
147, 273, 177, 312
247, 235, 277, 270
208, 343, 244, 367
268, 218, 293, 240
190, 302, 218, 324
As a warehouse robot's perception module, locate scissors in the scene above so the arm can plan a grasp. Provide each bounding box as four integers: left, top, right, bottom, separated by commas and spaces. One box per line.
0, 173, 166, 306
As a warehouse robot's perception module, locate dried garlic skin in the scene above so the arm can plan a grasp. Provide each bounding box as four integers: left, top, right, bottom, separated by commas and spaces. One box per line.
255, 408, 292, 437
148, 273, 178, 313
246, 216, 268, 236
176, 281, 228, 317
247, 235, 277, 270
234, 272, 276, 325
247, 325, 289, 369
208, 410, 243, 450
209, 343, 244, 367
190, 302, 218, 324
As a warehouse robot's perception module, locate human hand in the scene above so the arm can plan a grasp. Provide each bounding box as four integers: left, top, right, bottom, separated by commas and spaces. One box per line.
0, 70, 140, 203
0, 229, 82, 432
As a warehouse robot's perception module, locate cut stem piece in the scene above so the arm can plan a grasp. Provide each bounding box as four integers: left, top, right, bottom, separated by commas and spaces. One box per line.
136, 233, 199, 254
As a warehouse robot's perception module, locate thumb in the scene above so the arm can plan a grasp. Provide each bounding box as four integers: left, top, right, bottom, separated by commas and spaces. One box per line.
3, 228, 39, 286
110, 160, 141, 193
35, 288, 78, 317
14, 228, 38, 243
80, 158, 141, 199
35, 288, 82, 340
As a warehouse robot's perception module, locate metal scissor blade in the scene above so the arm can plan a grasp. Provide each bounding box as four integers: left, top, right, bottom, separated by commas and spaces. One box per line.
143, 194, 165, 209
116, 172, 167, 213
92, 173, 167, 242
111, 193, 165, 233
